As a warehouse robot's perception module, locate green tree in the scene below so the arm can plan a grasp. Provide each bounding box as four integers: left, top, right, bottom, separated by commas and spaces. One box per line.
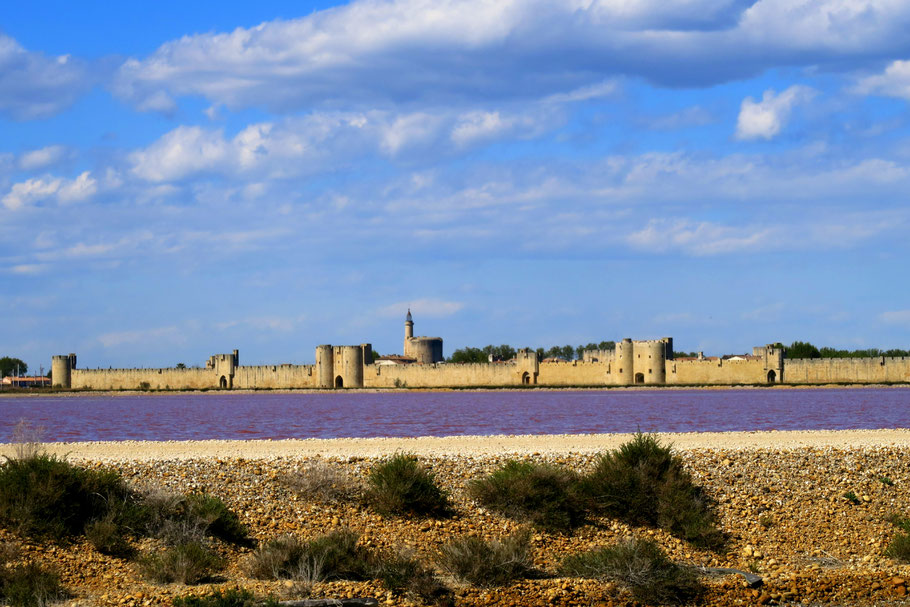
0, 357, 27, 377
176, 363, 187, 369
483, 344, 516, 361
448, 347, 487, 363
786, 341, 821, 359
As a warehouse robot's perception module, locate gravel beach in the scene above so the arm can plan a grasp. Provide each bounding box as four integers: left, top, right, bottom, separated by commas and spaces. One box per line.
3, 430, 909, 606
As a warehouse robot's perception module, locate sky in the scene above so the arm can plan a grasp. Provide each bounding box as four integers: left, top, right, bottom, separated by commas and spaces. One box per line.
3, 0, 910, 372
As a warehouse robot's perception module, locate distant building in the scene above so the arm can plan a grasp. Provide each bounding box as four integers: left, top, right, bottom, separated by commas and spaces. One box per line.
1, 376, 51, 388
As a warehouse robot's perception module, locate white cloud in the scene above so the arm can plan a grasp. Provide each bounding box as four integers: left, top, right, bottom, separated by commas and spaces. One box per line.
628, 218, 775, 255
0, 33, 94, 120
112, 0, 910, 113
735, 85, 816, 140
58, 172, 98, 203
129, 126, 230, 182
451, 111, 512, 147
19, 145, 69, 170
855, 60, 910, 100
378, 299, 464, 319
1, 172, 97, 209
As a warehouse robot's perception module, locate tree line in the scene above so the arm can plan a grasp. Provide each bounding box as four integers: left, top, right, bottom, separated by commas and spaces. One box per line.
448, 342, 617, 364
0, 357, 28, 378
781, 341, 910, 359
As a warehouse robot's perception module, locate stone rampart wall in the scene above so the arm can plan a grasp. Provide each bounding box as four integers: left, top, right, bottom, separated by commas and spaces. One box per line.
538, 360, 610, 386
785, 357, 910, 384
364, 362, 525, 388
667, 359, 771, 385
233, 365, 317, 389
72, 368, 215, 390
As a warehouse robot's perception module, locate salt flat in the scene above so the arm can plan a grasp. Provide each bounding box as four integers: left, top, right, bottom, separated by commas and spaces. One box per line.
5, 428, 909, 462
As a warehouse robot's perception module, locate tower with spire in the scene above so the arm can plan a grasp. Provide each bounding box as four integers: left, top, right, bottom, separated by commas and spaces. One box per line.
403, 308, 443, 363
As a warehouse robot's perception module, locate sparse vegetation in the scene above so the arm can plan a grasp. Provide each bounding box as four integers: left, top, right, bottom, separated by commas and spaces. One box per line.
878, 476, 895, 486
85, 515, 133, 557
758, 514, 775, 529
0, 561, 68, 607
469, 460, 587, 532
366, 454, 449, 518
139, 541, 224, 585
843, 491, 860, 505
247, 530, 373, 582
559, 538, 703, 605
172, 588, 279, 607
437, 532, 534, 587
886, 514, 910, 562
374, 550, 452, 605
582, 433, 723, 548
0, 452, 138, 541
281, 463, 360, 503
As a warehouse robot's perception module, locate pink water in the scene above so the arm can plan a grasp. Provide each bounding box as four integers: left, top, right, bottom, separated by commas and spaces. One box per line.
2, 388, 908, 442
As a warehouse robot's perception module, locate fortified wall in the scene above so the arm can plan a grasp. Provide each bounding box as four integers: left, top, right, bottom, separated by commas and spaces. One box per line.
51, 313, 910, 389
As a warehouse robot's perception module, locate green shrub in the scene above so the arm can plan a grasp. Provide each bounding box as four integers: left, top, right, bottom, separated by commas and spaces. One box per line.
139, 541, 224, 585
582, 433, 723, 548
886, 514, 910, 562
437, 532, 534, 587
559, 538, 703, 605
86, 516, 133, 557
843, 491, 860, 505
0, 453, 137, 541
886, 514, 910, 533
173, 588, 280, 607
886, 533, 910, 562
139, 491, 250, 547
469, 460, 587, 532
183, 493, 251, 546
247, 530, 373, 582
367, 454, 450, 518
374, 550, 452, 605
0, 561, 68, 607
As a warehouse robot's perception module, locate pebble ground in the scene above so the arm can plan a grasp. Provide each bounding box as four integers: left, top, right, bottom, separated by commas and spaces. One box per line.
6, 443, 910, 606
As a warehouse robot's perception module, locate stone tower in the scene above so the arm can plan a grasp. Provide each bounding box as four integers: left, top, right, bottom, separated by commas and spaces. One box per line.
51, 353, 77, 389
405, 309, 414, 344
403, 309, 444, 364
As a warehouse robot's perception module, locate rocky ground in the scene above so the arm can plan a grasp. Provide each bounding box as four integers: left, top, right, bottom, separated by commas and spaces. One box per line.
4, 434, 910, 606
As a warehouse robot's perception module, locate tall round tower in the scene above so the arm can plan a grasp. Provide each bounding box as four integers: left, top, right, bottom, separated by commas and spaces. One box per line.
51, 353, 76, 389
615, 339, 634, 385
645, 340, 668, 384
315, 345, 334, 389
404, 309, 414, 357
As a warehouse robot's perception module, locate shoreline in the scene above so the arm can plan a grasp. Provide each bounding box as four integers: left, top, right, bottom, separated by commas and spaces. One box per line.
2, 382, 910, 398
4, 428, 909, 462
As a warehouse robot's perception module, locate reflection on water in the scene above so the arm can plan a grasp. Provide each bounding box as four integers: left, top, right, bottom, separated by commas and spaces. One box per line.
1, 388, 908, 442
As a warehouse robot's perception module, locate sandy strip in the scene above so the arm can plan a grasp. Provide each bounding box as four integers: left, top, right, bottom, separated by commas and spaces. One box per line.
1, 429, 908, 462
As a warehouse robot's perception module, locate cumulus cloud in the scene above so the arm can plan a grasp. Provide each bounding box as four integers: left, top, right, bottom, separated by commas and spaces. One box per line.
735, 85, 816, 140
19, 145, 70, 171
112, 0, 910, 113
0, 33, 94, 120
2, 172, 97, 210
129, 107, 559, 183
855, 60, 910, 100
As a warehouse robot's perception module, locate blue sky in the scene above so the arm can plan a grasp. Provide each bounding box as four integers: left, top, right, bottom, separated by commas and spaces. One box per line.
3, 0, 910, 372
